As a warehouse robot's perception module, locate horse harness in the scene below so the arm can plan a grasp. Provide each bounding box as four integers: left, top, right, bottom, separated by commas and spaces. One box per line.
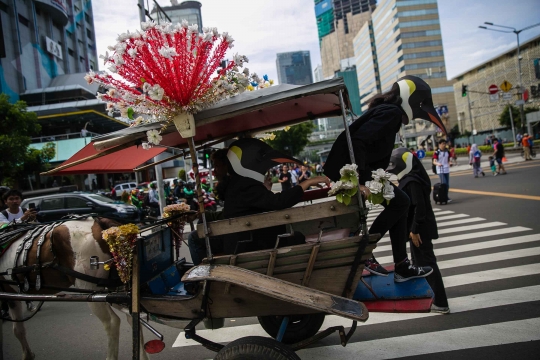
0, 216, 122, 293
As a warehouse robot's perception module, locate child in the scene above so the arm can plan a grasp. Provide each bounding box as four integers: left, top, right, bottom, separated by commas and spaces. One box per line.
489, 156, 498, 176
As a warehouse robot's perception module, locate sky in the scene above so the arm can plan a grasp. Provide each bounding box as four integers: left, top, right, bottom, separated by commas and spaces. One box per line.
92, 0, 540, 82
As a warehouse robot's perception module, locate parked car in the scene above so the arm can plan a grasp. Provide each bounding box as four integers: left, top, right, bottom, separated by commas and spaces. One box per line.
21, 192, 139, 222
112, 182, 138, 199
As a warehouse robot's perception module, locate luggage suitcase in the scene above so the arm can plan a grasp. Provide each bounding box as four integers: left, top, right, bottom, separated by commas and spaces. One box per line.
433, 183, 449, 204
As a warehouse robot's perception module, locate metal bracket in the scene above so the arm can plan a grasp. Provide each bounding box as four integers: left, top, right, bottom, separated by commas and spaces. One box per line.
290, 321, 358, 351
89, 256, 114, 270
184, 318, 225, 353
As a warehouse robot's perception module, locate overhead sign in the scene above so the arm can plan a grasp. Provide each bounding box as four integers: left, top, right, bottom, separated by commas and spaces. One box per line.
416, 149, 426, 159
46, 36, 63, 60
500, 80, 512, 92
488, 84, 498, 94
489, 93, 499, 102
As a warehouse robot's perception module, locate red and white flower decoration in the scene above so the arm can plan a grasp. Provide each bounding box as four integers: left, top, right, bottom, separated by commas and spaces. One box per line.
85, 21, 250, 132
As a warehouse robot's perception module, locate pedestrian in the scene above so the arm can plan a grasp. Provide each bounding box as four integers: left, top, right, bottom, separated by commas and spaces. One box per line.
298, 164, 311, 184
449, 142, 458, 166
324, 75, 445, 282
494, 140, 508, 174
91, 179, 97, 191
148, 182, 160, 209
488, 156, 498, 176
290, 166, 298, 187
516, 133, 523, 147
387, 148, 450, 313
522, 133, 533, 161
468, 144, 485, 178
0, 189, 38, 312
433, 139, 452, 202
315, 162, 323, 176
278, 165, 292, 191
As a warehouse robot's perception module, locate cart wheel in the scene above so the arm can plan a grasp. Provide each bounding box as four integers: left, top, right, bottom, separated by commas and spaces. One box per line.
215, 336, 300, 360
257, 313, 325, 344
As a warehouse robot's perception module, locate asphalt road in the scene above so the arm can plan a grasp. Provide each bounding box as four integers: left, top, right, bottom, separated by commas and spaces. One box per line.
2, 158, 540, 360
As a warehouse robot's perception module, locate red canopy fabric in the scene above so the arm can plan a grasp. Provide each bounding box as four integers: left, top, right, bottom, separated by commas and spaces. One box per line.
54, 142, 166, 175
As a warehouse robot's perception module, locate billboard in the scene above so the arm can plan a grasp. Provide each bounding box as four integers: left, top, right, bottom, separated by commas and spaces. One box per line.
315, 0, 333, 17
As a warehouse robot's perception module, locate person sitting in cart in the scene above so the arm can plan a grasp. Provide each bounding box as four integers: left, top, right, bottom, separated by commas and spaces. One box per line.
188, 138, 330, 263
323, 75, 446, 282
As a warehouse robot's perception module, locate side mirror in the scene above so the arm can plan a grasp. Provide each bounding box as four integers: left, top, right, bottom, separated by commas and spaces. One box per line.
87, 202, 95, 208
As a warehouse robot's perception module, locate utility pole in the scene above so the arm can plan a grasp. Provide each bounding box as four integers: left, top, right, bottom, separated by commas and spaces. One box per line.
508, 105, 517, 148
466, 90, 474, 144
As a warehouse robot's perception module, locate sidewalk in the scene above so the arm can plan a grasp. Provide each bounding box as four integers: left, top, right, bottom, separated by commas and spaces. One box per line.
420, 152, 524, 174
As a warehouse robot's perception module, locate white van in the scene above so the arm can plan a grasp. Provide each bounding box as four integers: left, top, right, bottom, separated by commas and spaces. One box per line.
112, 182, 137, 199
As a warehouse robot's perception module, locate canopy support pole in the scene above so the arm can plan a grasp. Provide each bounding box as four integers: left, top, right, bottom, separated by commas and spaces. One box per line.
187, 137, 213, 262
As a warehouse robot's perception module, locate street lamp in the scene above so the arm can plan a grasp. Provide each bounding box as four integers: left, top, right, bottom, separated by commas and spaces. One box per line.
479, 22, 540, 144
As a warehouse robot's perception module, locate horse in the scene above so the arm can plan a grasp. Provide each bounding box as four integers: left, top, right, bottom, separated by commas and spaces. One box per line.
0, 217, 148, 360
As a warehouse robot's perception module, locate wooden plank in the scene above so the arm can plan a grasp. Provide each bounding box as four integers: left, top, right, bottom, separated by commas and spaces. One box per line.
224, 255, 237, 294
302, 245, 320, 286
182, 265, 369, 322
196, 198, 360, 237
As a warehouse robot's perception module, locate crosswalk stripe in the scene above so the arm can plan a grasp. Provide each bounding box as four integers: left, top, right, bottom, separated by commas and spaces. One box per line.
435, 213, 470, 222
172, 285, 540, 348
375, 226, 532, 248
375, 234, 540, 265
443, 263, 540, 288
438, 221, 506, 234
297, 318, 540, 359
434, 210, 455, 216
436, 217, 485, 227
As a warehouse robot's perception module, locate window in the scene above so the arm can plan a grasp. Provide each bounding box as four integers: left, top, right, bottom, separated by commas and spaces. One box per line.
85, 13, 91, 23
68, 48, 74, 57
404, 61, 445, 71
401, 29, 441, 39
41, 198, 64, 211
403, 50, 444, 59
398, 9, 438, 17
431, 86, 454, 94
18, 14, 29, 27
0, 2, 8, 13
400, 19, 440, 28
66, 197, 89, 209
396, 0, 437, 6
86, 29, 92, 39
402, 40, 442, 49
0, 16, 5, 58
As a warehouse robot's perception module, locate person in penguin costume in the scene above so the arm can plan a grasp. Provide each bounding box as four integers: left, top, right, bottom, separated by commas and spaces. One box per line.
323, 75, 445, 281
387, 148, 449, 313
188, 138, 330, 262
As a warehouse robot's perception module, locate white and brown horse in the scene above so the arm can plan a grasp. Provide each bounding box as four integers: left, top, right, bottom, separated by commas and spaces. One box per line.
0, 217, 147, 360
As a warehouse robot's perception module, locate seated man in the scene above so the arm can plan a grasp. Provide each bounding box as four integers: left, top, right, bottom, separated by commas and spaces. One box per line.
188, 139, 330, 264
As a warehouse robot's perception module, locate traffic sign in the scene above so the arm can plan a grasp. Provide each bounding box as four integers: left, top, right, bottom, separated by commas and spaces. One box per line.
515, 100, 525, 106
416, 149, 426, 159
488, 84, 498, 94
500, 80, 512, 92
502, 92, 513, 101
489, 93, 499, 102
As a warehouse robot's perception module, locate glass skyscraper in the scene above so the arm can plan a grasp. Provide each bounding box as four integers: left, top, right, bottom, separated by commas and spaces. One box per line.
276, 51, 314, 85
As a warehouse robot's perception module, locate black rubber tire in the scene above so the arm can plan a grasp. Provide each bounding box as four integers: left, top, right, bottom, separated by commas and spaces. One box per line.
257, 313, 325, 344
215, 336, 300, 360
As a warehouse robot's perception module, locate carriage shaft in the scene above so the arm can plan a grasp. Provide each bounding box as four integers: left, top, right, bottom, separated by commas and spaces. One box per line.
0, 291, 130, 304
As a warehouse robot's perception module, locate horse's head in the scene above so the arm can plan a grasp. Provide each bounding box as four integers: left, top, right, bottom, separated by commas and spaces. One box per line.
92, 217, 125, 254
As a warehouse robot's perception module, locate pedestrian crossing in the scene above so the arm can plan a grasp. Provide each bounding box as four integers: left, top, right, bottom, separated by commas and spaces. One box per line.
171, 206, 540, 359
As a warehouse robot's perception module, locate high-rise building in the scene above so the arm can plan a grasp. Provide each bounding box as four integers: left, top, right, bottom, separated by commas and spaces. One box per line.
276, 51, 314, 85
352, 0, 456, 146
314, 0, 376, 78
0, 0, 99, 99
151, 0, 202, 29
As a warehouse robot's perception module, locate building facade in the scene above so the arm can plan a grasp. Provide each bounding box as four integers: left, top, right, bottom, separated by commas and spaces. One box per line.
316, 0, 375, 79
0, 0, 98, 100
151, 0, 202, 28
452, 35, 540, 134
276, 51, 314, 85
351, 0, 456, 146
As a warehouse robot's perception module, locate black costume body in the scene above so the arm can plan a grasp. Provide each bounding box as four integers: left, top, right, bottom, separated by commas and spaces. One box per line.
399, 157, 448, 307
323, 104, 410, 263
221, 174, 305, 255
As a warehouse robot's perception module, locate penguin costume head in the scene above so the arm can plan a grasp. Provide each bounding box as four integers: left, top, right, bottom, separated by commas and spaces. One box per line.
227, 138, 302, 182
386, 147, 431, 190
395, 75, 447, 134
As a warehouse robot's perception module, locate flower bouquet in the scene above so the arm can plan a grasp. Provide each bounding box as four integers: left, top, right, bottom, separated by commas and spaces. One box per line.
163, 202, 192, 258
85, 21, 251, 145
102, 223, 140, 283
328, 164, 359, 206
365, 169, 395, 209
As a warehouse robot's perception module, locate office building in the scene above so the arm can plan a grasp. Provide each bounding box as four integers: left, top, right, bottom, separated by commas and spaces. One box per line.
0, 0, 99, 99
352, 0, 456, 146
151, 0, 202, 28
276, 51, 314, 85
314, 0, 376, 78
452, 35, 540, 134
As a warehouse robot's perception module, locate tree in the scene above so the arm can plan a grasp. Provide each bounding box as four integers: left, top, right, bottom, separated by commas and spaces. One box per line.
0, 94, 55, 187
264, 122, 315, 157
499, 105, 539, 129
448, 125, 461, 142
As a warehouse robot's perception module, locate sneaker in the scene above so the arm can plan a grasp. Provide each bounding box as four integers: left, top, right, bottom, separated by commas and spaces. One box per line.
394, 258, 433, 283
364, 257, 389, 276
26, 302, 37, 312
447, 199, 453, 203
431, 304, 451, 314
481, 172, 485, 177
493, 172, 498, 176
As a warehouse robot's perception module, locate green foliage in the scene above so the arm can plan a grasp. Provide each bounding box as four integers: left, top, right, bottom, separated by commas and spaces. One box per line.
499, 105, 539, 128
0, 94, 45, 185
271, 176, 278, 183
449, 125, 461, 140
263, 122, 316, 156
178, 169, 186, 181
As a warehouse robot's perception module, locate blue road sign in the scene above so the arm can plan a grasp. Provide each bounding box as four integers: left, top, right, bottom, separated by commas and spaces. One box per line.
416, 149, 426, 159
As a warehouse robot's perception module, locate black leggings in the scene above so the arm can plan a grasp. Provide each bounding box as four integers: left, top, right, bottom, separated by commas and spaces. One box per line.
410, 237, 448, 307
368, 183, 410, 264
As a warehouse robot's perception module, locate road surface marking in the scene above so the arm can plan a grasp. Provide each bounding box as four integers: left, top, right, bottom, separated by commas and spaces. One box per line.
297, 318, 540, 359
437, 217, 485, 227
435, 214, 469, 221
448, 188, 540, 201
443, 263, 540, 288
438, 222, 507, 234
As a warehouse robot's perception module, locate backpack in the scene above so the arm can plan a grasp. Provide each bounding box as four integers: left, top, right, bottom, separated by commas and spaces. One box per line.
432, 149, 440, 175
474, 150, 481, 159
